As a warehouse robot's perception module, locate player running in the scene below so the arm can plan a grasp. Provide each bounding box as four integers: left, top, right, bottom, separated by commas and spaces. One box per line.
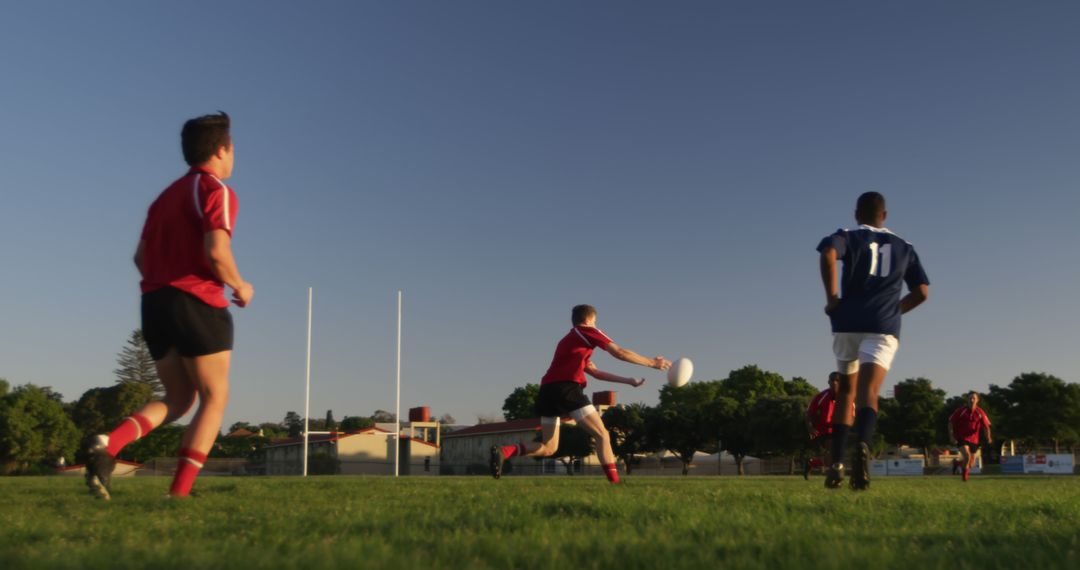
490, 304, 670, 483
84, 112, 253, 499
802, 372, 854, 479
948, 392, 992, 482
816, 192, 929, 490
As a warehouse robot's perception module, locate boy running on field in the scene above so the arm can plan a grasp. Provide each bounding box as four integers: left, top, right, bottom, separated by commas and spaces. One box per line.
817, 192, 929, 490
803, 372, 854, 479
84, 112, 253, 499
490, 304, 670, 483
948, 392, 992, 482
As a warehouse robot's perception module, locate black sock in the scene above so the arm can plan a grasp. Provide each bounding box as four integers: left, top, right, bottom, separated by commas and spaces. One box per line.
830, 424, 849, 466
854, 407, 878, 447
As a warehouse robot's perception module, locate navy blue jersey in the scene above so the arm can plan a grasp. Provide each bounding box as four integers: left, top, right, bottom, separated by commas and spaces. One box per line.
817, 225, 929, 337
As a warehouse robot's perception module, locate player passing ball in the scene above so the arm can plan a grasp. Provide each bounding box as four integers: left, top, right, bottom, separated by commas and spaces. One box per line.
817, 192, 930, 490
948, 392, 992, 482
84, 112, 253, 499
490, 304, 671, 483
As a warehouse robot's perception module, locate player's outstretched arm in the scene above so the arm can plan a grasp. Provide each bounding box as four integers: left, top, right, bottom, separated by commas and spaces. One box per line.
585, 361, 645, 387
900, 284, 928, 314
819, 247, 840, 314
205, 229, 254, 307
602, 342, 671, 371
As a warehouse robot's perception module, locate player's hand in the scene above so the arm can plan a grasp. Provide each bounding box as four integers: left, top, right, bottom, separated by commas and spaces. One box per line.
233, 282, 254, 307
653, 356, 672, 370
629, 377, 645, 388
809, 429, 819, 440
824, 295, 840, 315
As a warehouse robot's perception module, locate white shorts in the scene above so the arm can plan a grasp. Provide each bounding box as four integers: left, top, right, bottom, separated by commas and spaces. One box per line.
832, 333, 899, 374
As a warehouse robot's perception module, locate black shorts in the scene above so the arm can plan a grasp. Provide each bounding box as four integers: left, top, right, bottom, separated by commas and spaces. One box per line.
957, 440, 976, 450
535, 382, 591, 418
142, 286, 233, 360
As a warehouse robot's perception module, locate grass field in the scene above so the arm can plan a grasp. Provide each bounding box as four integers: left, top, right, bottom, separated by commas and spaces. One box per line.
2, 475, 1079, 569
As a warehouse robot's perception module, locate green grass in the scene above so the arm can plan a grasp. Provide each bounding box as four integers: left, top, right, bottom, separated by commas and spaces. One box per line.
2, 475, 1079, 569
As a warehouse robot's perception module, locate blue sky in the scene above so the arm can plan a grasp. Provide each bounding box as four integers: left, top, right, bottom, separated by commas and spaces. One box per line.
1, 1, 1077, 427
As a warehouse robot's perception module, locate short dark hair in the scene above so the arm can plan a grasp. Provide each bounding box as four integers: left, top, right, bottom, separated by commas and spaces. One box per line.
571, 304, 597, 326
856, 191, 886, 219
181, 111, 231, 166
828, 372, 842, 382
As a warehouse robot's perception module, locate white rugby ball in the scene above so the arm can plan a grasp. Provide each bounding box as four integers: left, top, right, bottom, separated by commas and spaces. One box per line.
667, 357, 693, 388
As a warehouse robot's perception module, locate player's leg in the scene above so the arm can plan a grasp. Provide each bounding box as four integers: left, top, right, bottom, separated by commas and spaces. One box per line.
850, 334, 898, 490
491, 417, 559, 479
958, 443, 972, 481
576, 409, 619, 483
168, 350, 231, 497
827, 334, 859, 488
103, 350, 198, 455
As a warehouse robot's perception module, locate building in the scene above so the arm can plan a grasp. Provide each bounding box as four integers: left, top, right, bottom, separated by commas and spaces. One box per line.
440, 391, 617, 476
264, 416, 440, 476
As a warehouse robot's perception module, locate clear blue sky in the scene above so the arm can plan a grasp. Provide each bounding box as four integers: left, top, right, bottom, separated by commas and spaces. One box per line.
2, 1, 1077, 428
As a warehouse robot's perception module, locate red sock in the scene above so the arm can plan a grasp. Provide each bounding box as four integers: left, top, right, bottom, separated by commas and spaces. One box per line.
106, 414, 155, 457
169, 448, 208, 497
501, 443, 526, 460
603, 463, 620, 484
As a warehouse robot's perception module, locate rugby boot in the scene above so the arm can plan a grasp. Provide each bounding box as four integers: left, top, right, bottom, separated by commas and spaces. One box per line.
84, 435, 116, 500
824, 463, 845, 489
850, 442, 870, 491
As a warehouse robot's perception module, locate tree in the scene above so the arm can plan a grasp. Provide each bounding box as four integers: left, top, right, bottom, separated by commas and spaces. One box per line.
325, 410, 336, 431
69, 382, 154, 442
339, 416, 374, 432
552, 424, 593, 475
0, 384, 80, 474
785, 377, 819, 398
992, 372, 1080, 453
258, 422, 287, 439
0, 378, 9, 397
438, 413, 456, 425
284, 411, 304, 437
371, 410, 396, 423
716, 365, 787, 475
122, 423, 184, 463
502, 384, 540, 421
476, 414, 501, 424
877, 378, 945, 459
114, 329, 163, 395
602, 403, 653, 474
749, 395, 813, 474
651, 381, 722, 475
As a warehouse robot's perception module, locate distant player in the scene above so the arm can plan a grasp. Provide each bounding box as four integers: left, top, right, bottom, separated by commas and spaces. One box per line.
84, 112, 253, 499
817, 192, 930, 490
490, 304, 670, 483
948, 392, 992, 482
802, 372, 853, 479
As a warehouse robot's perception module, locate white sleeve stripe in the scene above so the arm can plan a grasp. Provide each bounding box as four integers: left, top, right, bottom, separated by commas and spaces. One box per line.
208, 175, 231, 231
572, 328, 592, 348
192, 173, 203, 218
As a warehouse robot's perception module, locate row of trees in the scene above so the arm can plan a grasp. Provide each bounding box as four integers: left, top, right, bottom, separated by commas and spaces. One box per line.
0, 330, 454, 474
502, 366, 1080, 475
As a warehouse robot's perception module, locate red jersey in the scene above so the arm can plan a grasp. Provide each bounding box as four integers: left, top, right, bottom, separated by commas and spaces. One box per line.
139, 167, 239, 308
806, 389, 855, 436
949, 407, 990, 444
540, 327, 613, 386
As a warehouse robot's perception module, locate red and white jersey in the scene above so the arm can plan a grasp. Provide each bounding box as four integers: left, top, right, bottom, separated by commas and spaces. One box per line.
806, 389, 853, 435
949, 406, 990, 444
139, 166, 239, 308
540, 326, 614, 386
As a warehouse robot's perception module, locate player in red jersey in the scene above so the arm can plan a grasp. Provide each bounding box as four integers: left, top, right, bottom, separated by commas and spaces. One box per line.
490, 305, 670, 483
84, 112, 253, 499
948, 392, 992, 482
802, 372, 854, 479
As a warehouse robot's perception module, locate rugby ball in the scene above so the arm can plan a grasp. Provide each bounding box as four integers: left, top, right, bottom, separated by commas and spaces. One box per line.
667, 357, 693, 388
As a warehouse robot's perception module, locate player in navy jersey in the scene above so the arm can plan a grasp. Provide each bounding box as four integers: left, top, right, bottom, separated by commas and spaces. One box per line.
816, 192, 929, 490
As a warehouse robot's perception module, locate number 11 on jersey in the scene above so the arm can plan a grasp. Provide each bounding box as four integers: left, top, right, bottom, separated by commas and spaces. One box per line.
868, 242, 892, 277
